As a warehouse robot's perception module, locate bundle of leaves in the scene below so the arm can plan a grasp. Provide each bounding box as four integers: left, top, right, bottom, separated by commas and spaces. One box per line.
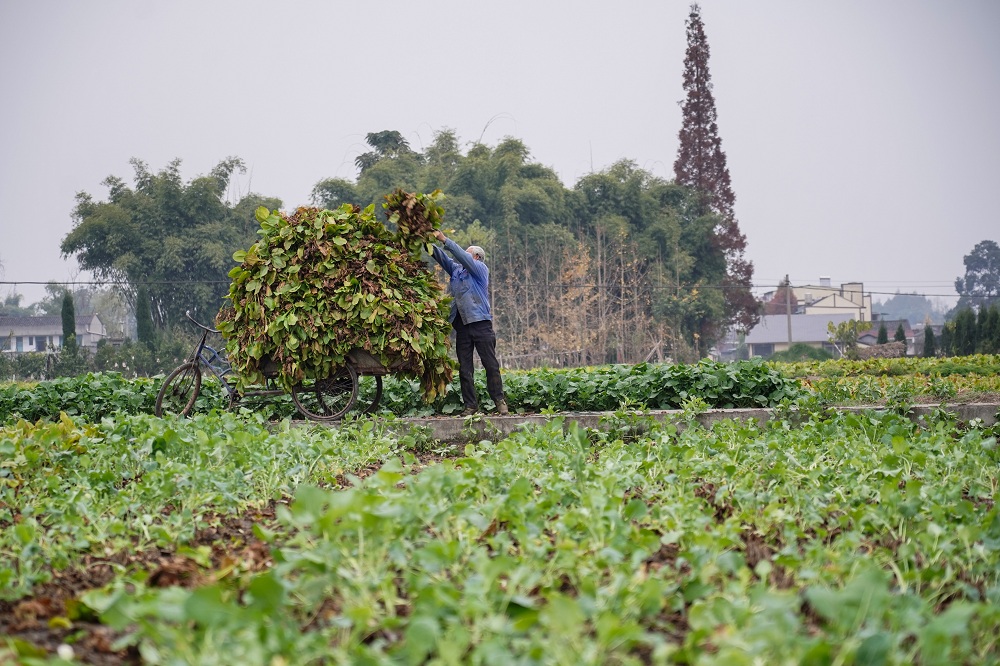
218, 190, 453, 401
383, 188, 443, 238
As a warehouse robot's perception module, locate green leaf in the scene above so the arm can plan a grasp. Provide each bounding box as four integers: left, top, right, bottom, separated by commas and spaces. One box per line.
291, 485, 329, 521
623, 498, 648, 521
184, 585, 241, 626
918, 603, 977, 666
247, 571, 285, 615
856, 631, 892, 666
401, 615, 439, 664
541, 592, 584, 633
8, 638, 47, 658
805, 566, 890, 630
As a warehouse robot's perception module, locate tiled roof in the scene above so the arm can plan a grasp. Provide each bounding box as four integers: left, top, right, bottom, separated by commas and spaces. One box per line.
0, 315, 98, 328
0, 315, 104, 340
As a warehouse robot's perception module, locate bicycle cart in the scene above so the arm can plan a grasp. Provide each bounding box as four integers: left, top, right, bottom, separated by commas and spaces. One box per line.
155, 312, 408, 421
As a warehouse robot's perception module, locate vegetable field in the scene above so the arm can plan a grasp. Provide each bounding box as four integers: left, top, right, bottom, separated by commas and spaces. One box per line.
2, 358, 999, 664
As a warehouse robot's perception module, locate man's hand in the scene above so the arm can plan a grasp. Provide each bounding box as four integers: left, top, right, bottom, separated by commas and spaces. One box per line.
433, 230, 446, 242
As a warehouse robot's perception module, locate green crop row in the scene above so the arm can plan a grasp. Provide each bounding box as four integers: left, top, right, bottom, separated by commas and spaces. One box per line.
0, 359, 801, 425
772, 354, 1000, 379
771, 354, 1000, 408
3, 355, 997, 427
4, 405, 996, 663
0, 412, 435, 599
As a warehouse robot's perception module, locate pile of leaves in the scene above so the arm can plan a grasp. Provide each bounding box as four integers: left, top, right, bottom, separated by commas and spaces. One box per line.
218, 190, 453, 401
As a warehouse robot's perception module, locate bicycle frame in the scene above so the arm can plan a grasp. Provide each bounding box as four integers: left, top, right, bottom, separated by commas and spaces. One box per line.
184, 311, 285, 405
183, 311, 239, 402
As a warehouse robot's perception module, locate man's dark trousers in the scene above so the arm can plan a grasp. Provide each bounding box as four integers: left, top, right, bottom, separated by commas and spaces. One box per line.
453, 317, 504, 410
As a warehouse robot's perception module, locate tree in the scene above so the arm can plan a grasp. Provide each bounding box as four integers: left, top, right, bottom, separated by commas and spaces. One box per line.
33, 283, 70, 317
980, 304, 1000, 354
54, 290, 90, 377
672, 3, 756, 334
976, 305, 990, 352
61, 157, 272, 330
763, 277, 798, 316
354, 130, 419, 174
135, 284, 155, 351
939, 323, 953, 357
61, 291, 76, 352
310, 178, 358, 209
31, 282, 97, 318
952, 308, 978, 356
308, 126, 765, 365
923, 326, 936, 357
894, 323, 907, 353
573, 161, 727, 357
827, 319, 861, 359
0, 293, 34, 317
422, 129, 464, 189
877, 323, 889, 345
876, 292, 944, 326
955, 240, 1000, 312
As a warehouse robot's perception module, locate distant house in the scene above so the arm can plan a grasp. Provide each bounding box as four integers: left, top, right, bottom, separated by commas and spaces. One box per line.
858, 319, 915, 354
0, 314, 107, 354
744, 313, 856, 358
762, 277, 873, 321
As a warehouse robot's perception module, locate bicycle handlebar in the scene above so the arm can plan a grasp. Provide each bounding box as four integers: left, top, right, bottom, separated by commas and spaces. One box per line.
186, 310, 221, 334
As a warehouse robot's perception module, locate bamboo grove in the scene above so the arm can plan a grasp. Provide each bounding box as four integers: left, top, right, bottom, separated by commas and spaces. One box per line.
319, 130, 758, 366
359, 142, 756, 368
60, 133, 759, 369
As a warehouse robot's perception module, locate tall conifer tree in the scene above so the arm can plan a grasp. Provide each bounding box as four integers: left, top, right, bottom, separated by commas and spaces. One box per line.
673, 3, 757, 333
894, 323, 907, 354
61, 291, 77, 353
923, 326, 936, 357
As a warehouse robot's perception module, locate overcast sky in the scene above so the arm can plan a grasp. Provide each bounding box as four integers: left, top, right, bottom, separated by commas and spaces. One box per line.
1, 0, 997, 308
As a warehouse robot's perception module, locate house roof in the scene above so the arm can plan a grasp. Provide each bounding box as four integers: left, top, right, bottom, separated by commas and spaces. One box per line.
745, 313, 856, 345
0, 314, 102, 331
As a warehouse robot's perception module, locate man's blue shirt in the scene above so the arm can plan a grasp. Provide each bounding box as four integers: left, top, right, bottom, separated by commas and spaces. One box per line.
431, 238, 492, 324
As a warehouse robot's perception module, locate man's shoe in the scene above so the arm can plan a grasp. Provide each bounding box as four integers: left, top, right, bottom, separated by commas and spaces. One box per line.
460, 407, 478, 416
496, 400, 509, 416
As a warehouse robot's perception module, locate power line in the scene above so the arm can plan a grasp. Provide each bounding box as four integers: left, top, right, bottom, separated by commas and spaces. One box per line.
0, 279, 976, 300
0, 279, 229, 287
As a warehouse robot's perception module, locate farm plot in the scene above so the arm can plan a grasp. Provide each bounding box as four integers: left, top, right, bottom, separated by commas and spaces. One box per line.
775, 354, 1000, 408
2, 404, 998, 664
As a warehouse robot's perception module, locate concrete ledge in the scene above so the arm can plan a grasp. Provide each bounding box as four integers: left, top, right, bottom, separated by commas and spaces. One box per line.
391, 403, 1000, 445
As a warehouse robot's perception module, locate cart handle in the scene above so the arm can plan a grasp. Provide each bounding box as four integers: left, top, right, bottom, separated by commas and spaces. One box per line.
186, 310, 221, 334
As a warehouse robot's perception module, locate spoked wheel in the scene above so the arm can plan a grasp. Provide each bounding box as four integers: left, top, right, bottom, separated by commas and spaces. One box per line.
291, 365, 358, 422
155, 362, 202, 417
354, 375, 384, 415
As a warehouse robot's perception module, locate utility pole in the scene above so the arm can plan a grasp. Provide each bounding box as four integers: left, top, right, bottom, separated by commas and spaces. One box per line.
785, 274, 793, 346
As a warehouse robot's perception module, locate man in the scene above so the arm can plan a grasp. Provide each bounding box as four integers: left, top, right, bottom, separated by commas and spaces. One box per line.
430, 229, 508, 415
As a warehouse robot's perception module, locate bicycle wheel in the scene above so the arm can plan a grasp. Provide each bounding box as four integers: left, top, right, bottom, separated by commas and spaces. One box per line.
155, 362, 202, 417
354, 375, 384, 415
291, 365, 357, 422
